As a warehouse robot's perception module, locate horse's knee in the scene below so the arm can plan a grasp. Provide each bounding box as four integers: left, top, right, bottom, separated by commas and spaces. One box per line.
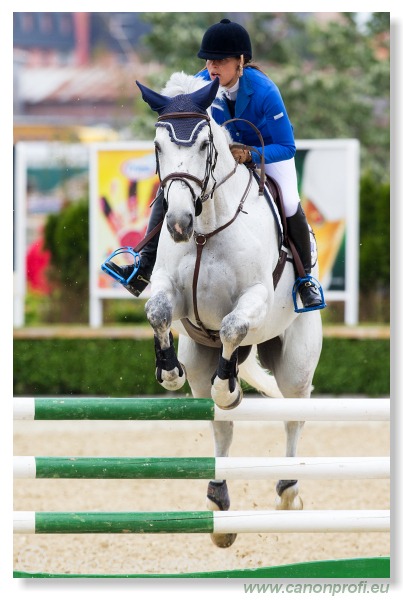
146, 291, 172, 333
220, 313, 249, 349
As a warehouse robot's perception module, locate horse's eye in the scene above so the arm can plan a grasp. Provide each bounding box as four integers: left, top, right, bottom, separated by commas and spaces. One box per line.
154, 141, 161, 153
200, 140, 209, 152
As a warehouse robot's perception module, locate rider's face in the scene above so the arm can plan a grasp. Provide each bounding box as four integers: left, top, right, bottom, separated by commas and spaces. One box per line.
206, 57, 241, 88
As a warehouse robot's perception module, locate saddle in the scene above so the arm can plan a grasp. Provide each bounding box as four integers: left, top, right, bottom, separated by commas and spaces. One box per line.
256, 170, 307, 280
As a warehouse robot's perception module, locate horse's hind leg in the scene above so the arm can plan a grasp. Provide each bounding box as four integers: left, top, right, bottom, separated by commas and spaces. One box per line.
259, 312, 322, 510
206, 421, 237, 547
275, 421, 304, 510
178, 336, 237, 548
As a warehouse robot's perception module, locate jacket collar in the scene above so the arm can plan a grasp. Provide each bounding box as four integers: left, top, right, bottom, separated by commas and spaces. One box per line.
213, 69, 253, 120
234, 69, 253, 116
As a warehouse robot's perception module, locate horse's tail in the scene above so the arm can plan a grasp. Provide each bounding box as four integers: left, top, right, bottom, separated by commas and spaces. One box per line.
238, 346, 283, 398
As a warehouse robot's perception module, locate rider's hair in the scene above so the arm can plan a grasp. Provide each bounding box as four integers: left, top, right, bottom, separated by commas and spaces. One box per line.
243, 58, 267, 75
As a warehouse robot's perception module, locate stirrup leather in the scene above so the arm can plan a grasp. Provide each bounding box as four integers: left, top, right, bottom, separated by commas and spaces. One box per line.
292, 275, 327, 313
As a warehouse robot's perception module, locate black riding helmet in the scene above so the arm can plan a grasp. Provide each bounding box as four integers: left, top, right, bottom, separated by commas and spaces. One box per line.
197, 18, 252, 61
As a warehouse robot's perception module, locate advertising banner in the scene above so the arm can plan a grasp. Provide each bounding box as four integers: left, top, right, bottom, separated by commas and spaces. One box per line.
89, 143, 159, 322
296, 139, 360, 324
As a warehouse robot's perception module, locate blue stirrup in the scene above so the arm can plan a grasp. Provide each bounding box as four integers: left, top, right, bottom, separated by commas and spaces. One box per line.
292, 275, 327, 313
101, 247, 141, 285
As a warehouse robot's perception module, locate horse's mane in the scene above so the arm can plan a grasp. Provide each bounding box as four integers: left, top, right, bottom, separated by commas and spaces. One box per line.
160, 72, 209, 97
160, 72, 232, 145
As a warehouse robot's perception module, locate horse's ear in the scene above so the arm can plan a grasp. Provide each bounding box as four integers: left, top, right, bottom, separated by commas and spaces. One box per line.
136, 80, 171, 114
189, 78, 220, 111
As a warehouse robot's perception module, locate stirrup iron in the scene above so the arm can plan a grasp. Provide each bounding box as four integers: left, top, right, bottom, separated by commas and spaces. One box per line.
101, 247, 141, 285
292, 275, 327, 313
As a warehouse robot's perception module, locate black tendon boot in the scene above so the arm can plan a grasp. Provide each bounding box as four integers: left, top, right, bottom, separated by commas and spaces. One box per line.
286, 204, 325, 310
104, 189, 165, 297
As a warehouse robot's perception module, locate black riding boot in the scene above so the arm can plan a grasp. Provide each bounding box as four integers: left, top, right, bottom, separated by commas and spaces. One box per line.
286, 204, 324, 310
105, 189, 164, 297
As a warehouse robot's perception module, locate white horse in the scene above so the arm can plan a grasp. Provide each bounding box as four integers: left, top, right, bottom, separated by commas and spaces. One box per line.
139, 73, 323, 547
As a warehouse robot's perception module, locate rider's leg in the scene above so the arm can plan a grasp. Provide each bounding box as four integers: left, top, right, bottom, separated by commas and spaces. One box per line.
265, 158, 324, 309
105, 188, 164, 297
286, 204, 323, 308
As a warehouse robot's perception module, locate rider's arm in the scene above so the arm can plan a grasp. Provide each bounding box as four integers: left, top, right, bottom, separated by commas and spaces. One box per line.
249, 85, 296, 165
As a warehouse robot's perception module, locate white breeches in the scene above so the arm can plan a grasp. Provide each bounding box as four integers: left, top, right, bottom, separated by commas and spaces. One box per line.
264, 157, 301, 217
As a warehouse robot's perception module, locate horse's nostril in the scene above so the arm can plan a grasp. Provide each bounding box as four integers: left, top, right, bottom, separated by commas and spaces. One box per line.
166, 212, 194, 242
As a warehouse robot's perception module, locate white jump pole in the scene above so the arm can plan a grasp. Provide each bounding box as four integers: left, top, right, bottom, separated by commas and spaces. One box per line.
213, 510, 390, 534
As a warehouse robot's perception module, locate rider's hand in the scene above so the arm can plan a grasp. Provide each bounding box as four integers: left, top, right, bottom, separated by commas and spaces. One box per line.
230, 145, 252, 164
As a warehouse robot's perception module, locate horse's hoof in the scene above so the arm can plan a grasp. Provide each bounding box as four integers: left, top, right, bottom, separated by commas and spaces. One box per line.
275, 481, 303, 510
212, 386, 243, 410
210, 532, 237, 548
157, 364, 187, 391
207, 480, 230, 510
215, 390, 242, 410
206, 480, 237, 547
275, 495, 303, 510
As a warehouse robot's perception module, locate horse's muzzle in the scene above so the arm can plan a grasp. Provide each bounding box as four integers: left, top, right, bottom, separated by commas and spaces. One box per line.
166, 213, 194, 243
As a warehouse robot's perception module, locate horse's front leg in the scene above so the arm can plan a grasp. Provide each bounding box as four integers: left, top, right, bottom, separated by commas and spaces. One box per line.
145, 288, 187, 391
177, 336, 237, 548
212, 284, 268, 409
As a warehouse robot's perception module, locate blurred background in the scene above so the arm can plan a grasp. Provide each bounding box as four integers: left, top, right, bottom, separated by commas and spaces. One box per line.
13, 12, 390, 398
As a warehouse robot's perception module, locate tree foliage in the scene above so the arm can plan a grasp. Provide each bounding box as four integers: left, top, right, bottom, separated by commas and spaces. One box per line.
43, 198, 89, 322
359, 173, 390, 292
140, 12, 223, 74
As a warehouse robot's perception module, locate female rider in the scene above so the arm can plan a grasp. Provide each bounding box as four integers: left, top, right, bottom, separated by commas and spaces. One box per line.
105, 18, 325, 310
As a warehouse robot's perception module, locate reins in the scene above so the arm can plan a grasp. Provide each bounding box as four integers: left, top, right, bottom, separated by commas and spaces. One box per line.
222, 117, 266, 195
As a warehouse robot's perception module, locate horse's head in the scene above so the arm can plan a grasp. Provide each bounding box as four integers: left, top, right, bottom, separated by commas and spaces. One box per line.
137, 75, 221, 242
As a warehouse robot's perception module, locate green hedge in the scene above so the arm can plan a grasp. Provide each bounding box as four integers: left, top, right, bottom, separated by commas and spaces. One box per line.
13, 338, 389, 397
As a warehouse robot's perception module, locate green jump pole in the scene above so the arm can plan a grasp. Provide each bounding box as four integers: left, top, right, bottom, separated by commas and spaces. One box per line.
21, 457, 216, 479
15, 511, 214, 534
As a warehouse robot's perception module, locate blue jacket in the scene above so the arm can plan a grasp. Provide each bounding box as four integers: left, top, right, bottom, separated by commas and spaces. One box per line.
196, 67, 296, 164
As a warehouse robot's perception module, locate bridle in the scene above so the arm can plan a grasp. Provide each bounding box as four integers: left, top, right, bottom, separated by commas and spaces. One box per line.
155, 111, 239, 216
